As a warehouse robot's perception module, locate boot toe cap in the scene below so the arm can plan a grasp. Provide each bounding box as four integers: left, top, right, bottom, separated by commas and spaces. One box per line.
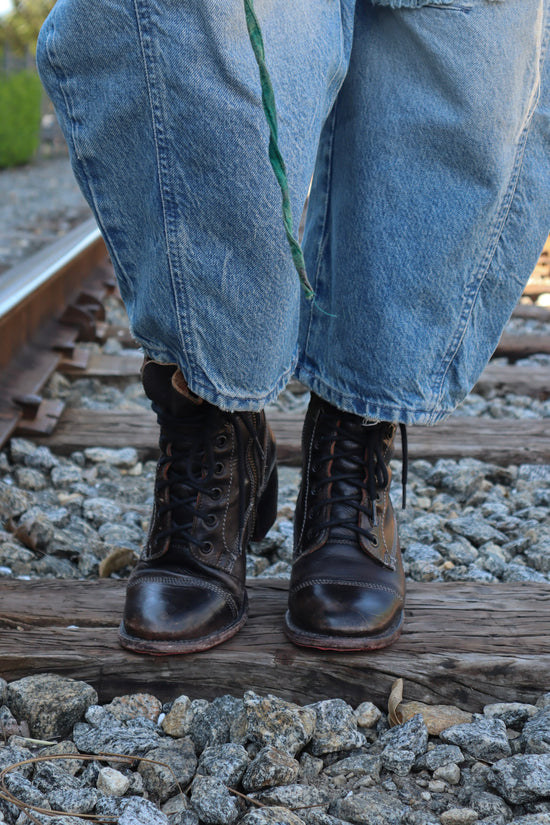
287, 579, 404, 649
120, 571, 246, 653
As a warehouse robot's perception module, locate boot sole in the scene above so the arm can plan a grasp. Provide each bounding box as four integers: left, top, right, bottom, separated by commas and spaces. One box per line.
118, 597, 248, 655
283, 607, 403, 652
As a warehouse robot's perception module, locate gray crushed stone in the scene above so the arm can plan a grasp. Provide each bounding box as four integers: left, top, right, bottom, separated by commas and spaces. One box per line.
1, 674, 550, 823
0, 147, 91, 276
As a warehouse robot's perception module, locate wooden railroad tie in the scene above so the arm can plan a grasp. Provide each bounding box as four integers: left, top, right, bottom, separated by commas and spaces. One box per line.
1, 578, 549, 712
33, 406, 550, 465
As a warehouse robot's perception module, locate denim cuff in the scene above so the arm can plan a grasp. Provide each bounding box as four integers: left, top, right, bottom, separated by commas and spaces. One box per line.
368, 0, 501, 7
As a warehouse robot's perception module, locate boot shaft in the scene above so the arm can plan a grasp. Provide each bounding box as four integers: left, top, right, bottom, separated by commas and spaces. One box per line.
140, 360, 277, 573
295, 393, 399, 569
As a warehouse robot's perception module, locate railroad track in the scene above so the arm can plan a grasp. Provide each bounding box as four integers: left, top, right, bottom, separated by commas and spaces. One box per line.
1, 225, 549, 463
0, 219, 114, 447
0, 225, 549, 710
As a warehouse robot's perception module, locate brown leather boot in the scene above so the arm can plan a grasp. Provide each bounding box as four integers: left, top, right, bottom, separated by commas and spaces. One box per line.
284, 393, 405, 651
119, 361, 277, 654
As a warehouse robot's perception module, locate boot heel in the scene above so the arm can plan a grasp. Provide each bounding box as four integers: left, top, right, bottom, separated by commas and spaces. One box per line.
253, 465, 278, 541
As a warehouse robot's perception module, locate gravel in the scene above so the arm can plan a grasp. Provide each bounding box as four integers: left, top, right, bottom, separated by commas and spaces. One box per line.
1, 149, 550, 824
2, 674, 550, 824
0, 126, 91, 276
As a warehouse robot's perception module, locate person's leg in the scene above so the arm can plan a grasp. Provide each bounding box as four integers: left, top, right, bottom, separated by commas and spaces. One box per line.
287, 0, 550, 650
298, 0, 550, 423
36, 0, 357, 651
36, 0, 354, 410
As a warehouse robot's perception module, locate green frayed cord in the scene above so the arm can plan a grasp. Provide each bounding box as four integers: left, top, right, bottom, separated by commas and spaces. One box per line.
243, 0, 315, 301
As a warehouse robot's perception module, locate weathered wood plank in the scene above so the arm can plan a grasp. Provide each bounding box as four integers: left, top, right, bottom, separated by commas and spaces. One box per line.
512, 304, 550, 322
58, 351, 143, 378
472, 363, 550, 399
1, 580, 550, 711
37, 409, 550, 465
494, 334, 550, 361
0, 347, 62, 446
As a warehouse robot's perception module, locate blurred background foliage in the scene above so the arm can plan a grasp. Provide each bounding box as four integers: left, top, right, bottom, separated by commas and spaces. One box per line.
0, 69, 42, 165
0, 0, 54, 167
0, 0, 54, 58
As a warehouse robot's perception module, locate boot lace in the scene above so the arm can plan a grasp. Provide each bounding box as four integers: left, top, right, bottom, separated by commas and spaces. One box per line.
307, 415, 407, 545
152, 404, 265, 552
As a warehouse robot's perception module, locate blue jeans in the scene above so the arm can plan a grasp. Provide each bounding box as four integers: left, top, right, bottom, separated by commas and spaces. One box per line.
37, 0, 550, 423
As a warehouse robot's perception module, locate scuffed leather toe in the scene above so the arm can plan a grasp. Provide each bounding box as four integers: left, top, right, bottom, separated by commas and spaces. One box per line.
287, 578, 404, 648
119, 570, 246, 654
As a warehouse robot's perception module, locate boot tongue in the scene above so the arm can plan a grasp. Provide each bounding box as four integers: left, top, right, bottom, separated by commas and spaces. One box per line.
141, 361, 209, 546
328, 420, 370, 540
314, 402, 382, 540
141, 360, 203, 418
141, 360, 178, 411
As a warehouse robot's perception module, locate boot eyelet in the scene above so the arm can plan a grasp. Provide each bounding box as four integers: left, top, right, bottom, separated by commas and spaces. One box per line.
216, 434, 228, 448
204, 514, 218, 528
371, 536, 379, 548
215, 462, 224, 475
201, 541, 214, 554
210, 488, 222, 501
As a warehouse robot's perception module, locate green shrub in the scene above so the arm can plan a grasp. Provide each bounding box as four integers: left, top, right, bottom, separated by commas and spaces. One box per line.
0, 0, 55, 57
0, 70, 42, 167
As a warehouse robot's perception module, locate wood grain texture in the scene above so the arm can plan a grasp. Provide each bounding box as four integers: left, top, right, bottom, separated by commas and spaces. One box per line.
474, 363, 550, 399
1, 579, 550, 711
36, 408, 550, 465
494, 334, 550, 361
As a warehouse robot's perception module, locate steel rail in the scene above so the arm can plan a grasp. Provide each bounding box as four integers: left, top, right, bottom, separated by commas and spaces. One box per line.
0, 219, 108, 372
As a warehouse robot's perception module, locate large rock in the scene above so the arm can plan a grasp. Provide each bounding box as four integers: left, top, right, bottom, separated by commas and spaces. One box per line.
6, 674, 97, 739
243, 692, 315, 757
119, 797, 170, 825
241, 746, 299, 792
308, 699, 365, 756
329, 789, 407, 825
103, 692, 162, 722
415, 744, 464, 772
189, 695, 243, 754
73, 707, 164, 756
240, 808, 306, 825
488, 753, 550, 804
189, 775, 241, 825
379, 714, 429, 775
138, 741, 198, 802
521, 708, 550, 753
440, 715, 511, 761
197, 742, 250, 787
323, 753, 381, 781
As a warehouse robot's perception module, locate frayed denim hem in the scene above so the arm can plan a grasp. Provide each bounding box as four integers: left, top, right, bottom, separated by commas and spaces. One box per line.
137, 341, 299, 413
369, 0, 502, 7
294, 365, 453, 426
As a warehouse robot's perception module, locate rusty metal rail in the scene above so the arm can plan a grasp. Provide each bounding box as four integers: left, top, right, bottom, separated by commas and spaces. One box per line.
0, 219, 112, 447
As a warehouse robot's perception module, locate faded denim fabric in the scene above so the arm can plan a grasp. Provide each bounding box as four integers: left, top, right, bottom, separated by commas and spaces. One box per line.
37, 0, 550, 423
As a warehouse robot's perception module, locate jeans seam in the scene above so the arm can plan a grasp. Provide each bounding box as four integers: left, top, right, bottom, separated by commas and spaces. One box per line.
431, 2, 549, 421
41, 21, 130, 295
133, 0, 195, 384
302, 101, 340, 357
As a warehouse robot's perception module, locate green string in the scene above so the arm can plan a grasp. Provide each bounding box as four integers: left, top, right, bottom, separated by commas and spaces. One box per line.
243, 0, 315, 300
